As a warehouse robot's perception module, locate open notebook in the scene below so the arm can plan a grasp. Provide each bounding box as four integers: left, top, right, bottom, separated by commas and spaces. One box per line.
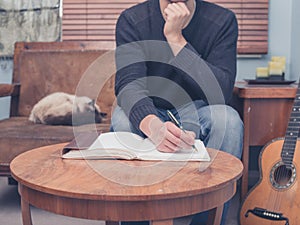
62, 131, 210, 161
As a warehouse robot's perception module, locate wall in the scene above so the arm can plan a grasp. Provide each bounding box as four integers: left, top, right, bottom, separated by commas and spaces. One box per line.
0, 59, 13, 120
290, 0, 300, 81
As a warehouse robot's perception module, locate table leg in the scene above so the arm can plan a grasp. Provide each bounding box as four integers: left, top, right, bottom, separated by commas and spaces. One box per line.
21, 197, 33, 225
151, 219, 173, 225
206, 205, 224, 225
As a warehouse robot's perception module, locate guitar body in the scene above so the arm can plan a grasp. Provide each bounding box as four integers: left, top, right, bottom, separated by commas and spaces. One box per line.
240, 138, 300, 225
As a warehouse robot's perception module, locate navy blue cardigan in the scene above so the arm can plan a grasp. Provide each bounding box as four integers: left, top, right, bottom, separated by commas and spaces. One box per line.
115, 0, 238, 131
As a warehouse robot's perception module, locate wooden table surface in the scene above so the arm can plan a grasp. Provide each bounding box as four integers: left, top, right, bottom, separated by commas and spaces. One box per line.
10, 143, 243, 225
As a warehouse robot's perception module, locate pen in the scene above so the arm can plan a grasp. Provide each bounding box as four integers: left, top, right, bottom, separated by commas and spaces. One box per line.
166, 110, 198, 152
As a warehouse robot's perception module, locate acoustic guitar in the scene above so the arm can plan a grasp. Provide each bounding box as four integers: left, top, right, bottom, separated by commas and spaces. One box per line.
239, 82, 300, 225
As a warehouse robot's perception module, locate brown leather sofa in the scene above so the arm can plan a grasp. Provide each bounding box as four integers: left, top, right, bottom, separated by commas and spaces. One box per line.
0, 41, 116, 178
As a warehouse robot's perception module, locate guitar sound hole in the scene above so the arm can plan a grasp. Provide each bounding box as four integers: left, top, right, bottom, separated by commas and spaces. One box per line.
270, 162, 296, 189
274, 165, 292, 185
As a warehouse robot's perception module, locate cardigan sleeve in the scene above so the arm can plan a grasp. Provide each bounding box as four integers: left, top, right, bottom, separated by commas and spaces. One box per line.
170, 11, 238, 104
115, 12, 159, 131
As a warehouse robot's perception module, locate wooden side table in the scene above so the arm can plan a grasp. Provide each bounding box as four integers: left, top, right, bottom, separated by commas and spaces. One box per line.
232, 81, 297, 200
10, 143, 243, 225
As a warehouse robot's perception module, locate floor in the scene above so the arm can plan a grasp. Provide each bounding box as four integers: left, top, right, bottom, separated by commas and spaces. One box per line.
0, 176, 240, 225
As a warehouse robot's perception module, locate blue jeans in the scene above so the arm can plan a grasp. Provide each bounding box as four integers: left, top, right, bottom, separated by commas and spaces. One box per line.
111, 100, 243, 225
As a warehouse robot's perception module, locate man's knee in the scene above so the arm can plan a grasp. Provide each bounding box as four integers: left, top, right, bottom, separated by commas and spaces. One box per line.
111, 106, 132, 132
111, 106, 145, 137
209, 105, 243, 132
225, 106, 243, 131
220, 105, 244, 158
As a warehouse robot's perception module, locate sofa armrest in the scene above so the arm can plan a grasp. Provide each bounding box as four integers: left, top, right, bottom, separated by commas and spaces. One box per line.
0, 83, 20, 97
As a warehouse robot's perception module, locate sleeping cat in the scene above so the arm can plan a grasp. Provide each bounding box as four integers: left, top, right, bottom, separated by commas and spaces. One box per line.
29, 92, 106, 126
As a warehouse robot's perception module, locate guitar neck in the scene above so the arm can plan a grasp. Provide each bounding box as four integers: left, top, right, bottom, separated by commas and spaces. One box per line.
281, 81, 300, 166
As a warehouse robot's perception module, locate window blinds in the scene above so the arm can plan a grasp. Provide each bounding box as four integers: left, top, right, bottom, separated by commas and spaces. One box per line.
62, 0, 269, 54
208, 0, 269, 54
62, 0, 144, 42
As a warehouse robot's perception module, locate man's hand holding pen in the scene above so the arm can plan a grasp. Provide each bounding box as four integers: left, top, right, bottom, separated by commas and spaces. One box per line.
139, 114, 196, 153
167, 110, 199, 152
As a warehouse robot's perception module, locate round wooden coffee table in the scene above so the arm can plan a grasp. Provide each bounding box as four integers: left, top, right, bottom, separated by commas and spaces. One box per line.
10, 143, 243, 225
